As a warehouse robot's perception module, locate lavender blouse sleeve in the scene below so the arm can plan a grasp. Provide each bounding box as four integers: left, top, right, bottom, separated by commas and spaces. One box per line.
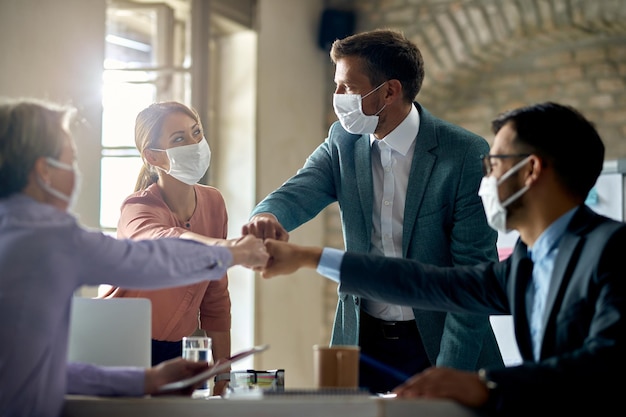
66, 362, 144, 397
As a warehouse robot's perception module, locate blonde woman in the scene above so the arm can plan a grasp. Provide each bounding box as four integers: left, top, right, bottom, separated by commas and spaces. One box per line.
102, 101, 234, 395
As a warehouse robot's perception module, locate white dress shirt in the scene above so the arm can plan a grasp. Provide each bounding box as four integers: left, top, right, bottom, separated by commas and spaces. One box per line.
361, 104, 419, 321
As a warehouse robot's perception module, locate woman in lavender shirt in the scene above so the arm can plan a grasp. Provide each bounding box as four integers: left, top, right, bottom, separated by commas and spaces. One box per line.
0, 98, 268, 417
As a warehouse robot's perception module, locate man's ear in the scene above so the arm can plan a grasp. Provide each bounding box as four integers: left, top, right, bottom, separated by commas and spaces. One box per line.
526, 155, 542, 185
385, 79, 403, 103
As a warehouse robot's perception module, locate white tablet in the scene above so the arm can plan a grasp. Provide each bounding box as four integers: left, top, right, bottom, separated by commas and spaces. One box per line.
158, 344, 270, 393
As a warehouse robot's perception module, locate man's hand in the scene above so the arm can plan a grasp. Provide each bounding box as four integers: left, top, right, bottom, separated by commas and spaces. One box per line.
229, 234, 269, 268
392, 367, 489, 408
145, 357, 210, 396
241, 213, 289, 241
261, 239, 322, 278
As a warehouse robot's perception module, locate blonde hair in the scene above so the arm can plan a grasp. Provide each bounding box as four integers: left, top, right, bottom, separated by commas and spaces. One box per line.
133, 101, 201, 191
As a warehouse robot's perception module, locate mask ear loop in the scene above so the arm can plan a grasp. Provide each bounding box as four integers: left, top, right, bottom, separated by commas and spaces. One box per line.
501, 184, 530, 208
361, 81, 387, 99
145, 148, 171, 175
496, 155, 533, 185
37, 158, 75, 204
362, 82, 388, 118
498, 155, 533, 208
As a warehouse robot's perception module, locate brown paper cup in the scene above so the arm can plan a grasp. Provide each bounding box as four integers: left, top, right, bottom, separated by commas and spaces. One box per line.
313, 345, 360, 388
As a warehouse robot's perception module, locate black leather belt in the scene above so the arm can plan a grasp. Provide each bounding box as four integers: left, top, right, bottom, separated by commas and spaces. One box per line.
360, 310, 418, 340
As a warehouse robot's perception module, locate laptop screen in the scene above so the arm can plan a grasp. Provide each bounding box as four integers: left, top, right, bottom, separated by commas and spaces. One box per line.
67, 297, 152, 368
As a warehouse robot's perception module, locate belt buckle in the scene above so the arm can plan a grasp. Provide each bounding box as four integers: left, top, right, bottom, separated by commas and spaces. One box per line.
381, 321, 400, 340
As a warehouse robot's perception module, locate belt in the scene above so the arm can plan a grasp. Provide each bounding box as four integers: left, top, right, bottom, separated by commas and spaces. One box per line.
360, 310, 417, 340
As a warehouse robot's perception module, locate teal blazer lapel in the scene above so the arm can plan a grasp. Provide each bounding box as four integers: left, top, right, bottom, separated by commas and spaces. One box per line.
355, 135, 374, 244
402, 106, 437, 256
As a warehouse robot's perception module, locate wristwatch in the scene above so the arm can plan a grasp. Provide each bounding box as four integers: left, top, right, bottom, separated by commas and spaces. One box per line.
478, 368, 498, 390
477, 368, 503, 413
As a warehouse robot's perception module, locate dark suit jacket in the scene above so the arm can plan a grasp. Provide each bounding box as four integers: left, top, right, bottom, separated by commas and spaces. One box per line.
253, 103, 503, 370
339, 205, 626, 416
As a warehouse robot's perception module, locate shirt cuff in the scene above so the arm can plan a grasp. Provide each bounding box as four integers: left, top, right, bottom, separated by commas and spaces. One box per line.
317, 247, 343, 283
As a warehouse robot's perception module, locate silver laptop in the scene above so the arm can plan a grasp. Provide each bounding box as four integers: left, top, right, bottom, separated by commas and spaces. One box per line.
67, 297, 152, 368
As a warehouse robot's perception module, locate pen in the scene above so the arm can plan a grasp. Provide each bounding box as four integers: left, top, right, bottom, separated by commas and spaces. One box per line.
359, 353, 412, 384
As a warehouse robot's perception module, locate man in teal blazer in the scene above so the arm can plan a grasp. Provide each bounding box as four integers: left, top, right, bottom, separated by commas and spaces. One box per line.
243, 29, 504, 392
258, 101, 623, 417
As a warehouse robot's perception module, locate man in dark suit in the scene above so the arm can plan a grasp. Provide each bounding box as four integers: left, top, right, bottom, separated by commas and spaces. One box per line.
260, 102, 625, 416
242, 28, 503, 394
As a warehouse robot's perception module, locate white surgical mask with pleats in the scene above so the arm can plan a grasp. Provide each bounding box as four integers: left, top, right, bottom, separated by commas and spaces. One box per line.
152, 138, 211, 185
37, 157, 82, 212
333, 82, 387, 134
478, 156, 531, 233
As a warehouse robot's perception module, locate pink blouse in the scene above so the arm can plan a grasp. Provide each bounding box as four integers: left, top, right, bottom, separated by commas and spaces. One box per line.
103, 183, 231, 341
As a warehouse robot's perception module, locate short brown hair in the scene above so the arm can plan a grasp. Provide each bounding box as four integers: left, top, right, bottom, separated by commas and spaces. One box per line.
330, 29, 425, 103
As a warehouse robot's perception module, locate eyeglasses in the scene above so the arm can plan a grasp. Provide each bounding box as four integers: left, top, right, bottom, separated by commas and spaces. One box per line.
481, 154, 531, 176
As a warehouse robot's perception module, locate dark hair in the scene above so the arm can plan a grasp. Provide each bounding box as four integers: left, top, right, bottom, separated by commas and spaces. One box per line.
330, 29, 424, 103
0, 98, 74, 199
134, 101, 201, 191
491, 102, 604, 200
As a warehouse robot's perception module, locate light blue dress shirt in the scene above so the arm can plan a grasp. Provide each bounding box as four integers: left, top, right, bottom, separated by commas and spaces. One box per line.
526, 207, 576, 362
322, 206, 579, 364
318, 247, 344, 283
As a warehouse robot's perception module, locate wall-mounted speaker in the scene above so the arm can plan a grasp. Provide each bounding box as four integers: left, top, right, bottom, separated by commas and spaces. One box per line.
317, 9, 355, 51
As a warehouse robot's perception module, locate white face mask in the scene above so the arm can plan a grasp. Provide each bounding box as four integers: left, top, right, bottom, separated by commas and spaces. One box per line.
333, 82, 387, 134
478, 156, 531, 233
37, 157, 81, 212
152, 138, 211, 185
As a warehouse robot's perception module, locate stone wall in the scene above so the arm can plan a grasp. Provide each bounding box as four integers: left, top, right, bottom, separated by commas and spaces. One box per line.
318, 0, 626, 338
325, 0, 626, 153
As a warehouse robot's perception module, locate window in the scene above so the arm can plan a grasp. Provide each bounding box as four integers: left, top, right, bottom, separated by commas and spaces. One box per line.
99, 0, 258, 368
101, 1, 190, 231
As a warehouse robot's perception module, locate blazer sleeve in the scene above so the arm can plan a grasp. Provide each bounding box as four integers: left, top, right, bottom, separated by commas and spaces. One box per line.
251, 124, 345, 231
